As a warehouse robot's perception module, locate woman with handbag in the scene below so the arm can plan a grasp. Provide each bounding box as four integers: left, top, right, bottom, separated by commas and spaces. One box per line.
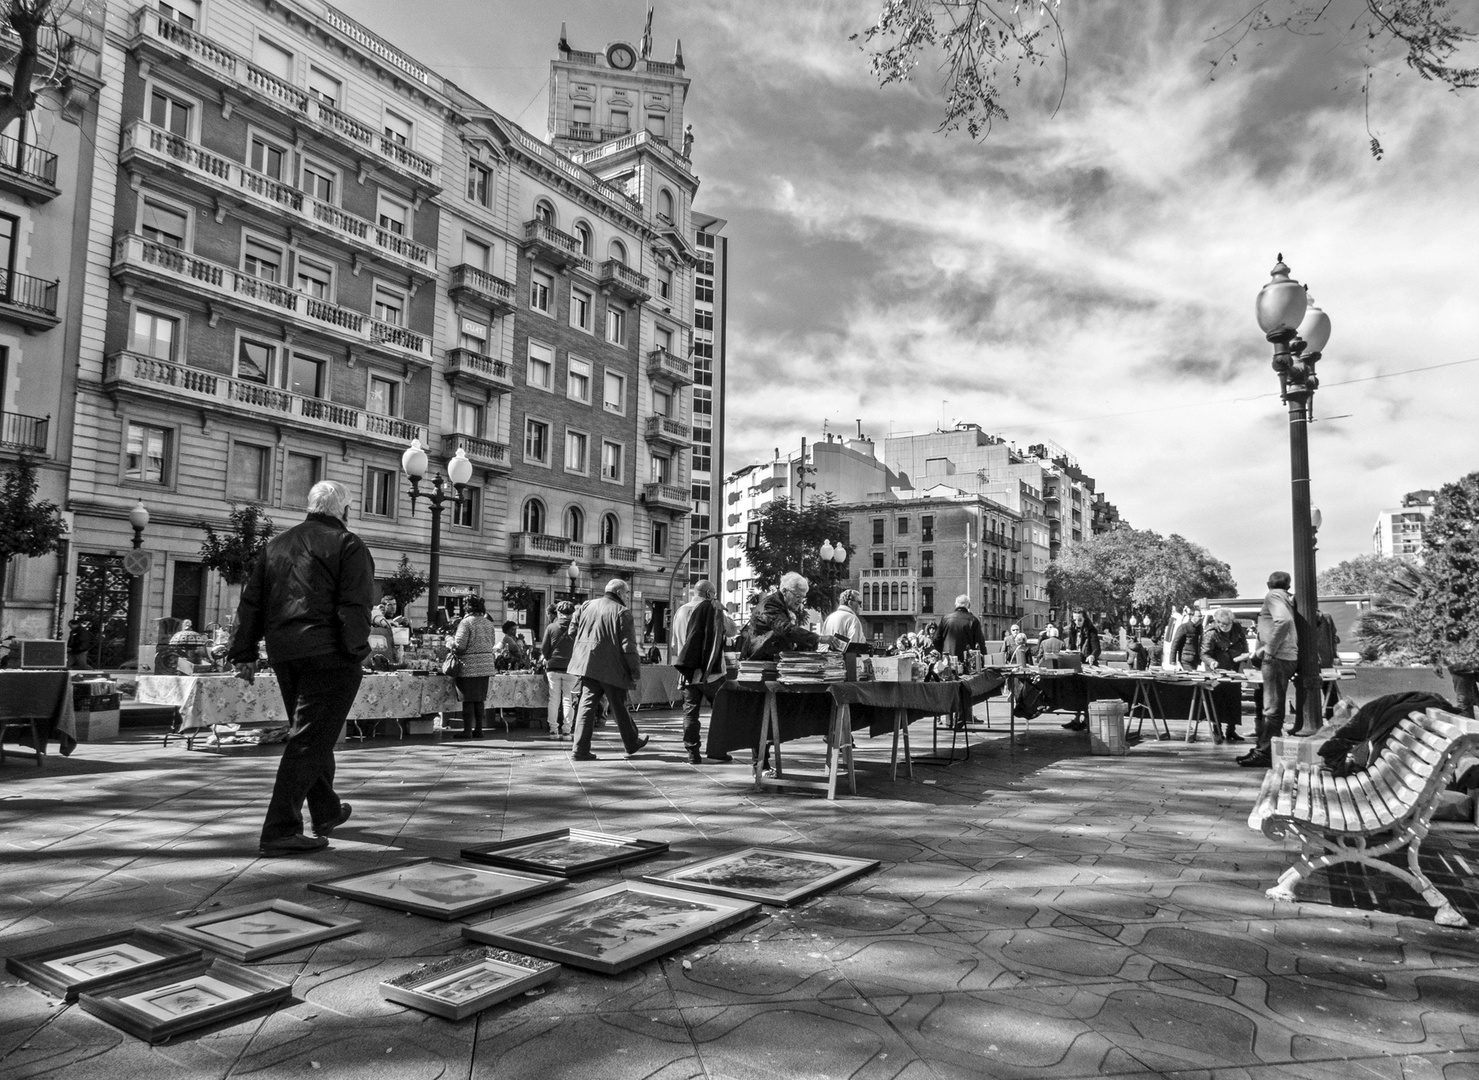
450, 595, 498, 739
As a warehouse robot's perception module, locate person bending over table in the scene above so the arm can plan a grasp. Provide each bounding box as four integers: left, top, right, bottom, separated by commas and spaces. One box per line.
1201, 607, 1252, 743
742, 572, 820, 658
1067, 609, 1101, 666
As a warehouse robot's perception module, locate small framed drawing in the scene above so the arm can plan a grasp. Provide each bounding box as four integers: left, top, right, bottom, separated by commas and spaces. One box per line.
379, 948, 558, 1020
79, 957, 289, 1044
643, 847, 880, 907
5, 930, 203, 1001
159, 900, 360, 962
459, 828, 668, 878
462, 881, 759, 974
308, 859, 564, 920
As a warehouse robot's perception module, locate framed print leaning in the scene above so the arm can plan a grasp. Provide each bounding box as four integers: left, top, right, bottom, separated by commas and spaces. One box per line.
643, 848, 879, 906
5, 929, 203, 1001
79, 958, 290, 1044
460, 828, 668, 878
462, 881, 759, 974
379, 948, 558, 1020
160, 899, 361, 962
308, 859, 564, 920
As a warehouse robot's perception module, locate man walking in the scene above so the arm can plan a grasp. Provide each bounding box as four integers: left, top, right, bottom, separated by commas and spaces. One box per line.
932, 594, 987, 662
1240, 571, 1298, 769
673, 579, 730, 764
229, 480, 373, 856
568, 579, 647, 761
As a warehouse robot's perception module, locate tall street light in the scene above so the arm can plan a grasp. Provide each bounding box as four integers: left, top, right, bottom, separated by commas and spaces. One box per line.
565, 558, 581, 601
401, 439, 474, 632
1255, 254, 1330, 735
124, 501, 150, 667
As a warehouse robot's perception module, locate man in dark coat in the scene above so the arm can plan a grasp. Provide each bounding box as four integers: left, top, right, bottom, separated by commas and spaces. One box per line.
742, 572, 819, 658
673, 579, 729, 764
932, 594, 987, 662
567, 578, 646, 760
230, 480, 374, 857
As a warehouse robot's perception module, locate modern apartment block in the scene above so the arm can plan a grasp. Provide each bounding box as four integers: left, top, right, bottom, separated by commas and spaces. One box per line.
58, 1, 718, 663
1373, 489, 1436, 562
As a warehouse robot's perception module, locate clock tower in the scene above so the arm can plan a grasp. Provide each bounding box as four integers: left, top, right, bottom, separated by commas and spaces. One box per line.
547, 18, 689, 156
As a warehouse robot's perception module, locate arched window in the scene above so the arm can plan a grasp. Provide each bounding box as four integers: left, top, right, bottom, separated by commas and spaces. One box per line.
534, 199, 556, 227
522, 498, 545, 534
608, 238, 627, 265
657, 188, 674, 223
574, 221, 593, 256
601, 513, 619, 545
564, 506, 584, 542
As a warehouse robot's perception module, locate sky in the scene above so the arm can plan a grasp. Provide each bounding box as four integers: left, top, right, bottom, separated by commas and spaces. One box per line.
338, 0, 1479, 593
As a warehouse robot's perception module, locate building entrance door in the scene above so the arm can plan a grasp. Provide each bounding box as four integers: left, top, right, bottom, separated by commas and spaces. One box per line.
75, 553, 130, 668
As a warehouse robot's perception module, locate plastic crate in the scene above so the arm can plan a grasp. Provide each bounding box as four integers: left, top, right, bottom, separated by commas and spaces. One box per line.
1087, 699, 1127, 756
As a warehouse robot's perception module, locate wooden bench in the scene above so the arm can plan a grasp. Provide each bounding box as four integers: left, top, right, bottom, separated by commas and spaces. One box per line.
1248, 707, 1479, 927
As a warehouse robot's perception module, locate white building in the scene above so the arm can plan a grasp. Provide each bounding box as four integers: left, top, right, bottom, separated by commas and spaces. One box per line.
1373, 490, 1436, 562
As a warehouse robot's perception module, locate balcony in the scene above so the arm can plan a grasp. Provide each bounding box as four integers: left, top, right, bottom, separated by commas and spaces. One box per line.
129, 7, 441, 193
103, 351, 424, 449
643, 414, 691, 449
568, 127, 696, 179
510, 533, 584, 567
642, 482, 690, 514
0, 134, 60, 203
646, 348, 693, 386
858, 568, 919, 617
447, 264, 516, 315
112, 235, 431, 363
0, 270, 60, 331
443, 348, 513, 395
521, 220, 590, 271
120, 122, 436, 278
597, 259, 650, 302
441, 432, 510, 473
555, 121, 599, 143
588, 543, 642, 571
0, 411, 49, 455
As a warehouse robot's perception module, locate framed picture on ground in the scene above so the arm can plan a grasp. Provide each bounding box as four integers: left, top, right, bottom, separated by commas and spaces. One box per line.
643, 847, 880, 906
308, 859, 564, 920
379, 948, 558, 1020
460, 828, 669, 878
79, 957, 289, 1044
5, 930, 203, 1001
159, 900, 360, 962
461, 881, 759, 974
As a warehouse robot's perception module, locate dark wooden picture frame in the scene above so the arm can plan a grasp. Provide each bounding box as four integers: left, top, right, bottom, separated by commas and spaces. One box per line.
643, 847, 880, 906
379, 948, 558, 1020
308, 858, 564, 920
459, 828, 668, 878
159, 900, 360, 962
78, 957, 290, 1044
5, 929, 203, 1001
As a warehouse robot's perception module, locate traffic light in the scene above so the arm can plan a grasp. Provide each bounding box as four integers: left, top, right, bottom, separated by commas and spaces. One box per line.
745, 521, 762, 551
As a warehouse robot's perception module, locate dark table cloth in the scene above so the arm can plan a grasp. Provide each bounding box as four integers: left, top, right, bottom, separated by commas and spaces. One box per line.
0, 671, 77, 756
1030, 672, 1241, 727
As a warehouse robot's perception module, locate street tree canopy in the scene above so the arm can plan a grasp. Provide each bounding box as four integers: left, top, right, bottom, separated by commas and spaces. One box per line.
197, 504, 275, 586
1318, 553, 1415, 596
1046, 527, 1237, 629
0, 455, 67, 632
743, 496, 853, 614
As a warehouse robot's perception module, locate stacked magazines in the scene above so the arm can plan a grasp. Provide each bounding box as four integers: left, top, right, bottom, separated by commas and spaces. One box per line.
735, 660, 778, 682
776, 652, 846, 683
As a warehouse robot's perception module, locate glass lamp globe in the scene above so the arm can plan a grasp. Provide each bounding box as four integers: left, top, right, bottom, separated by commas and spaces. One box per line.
401, 438, 428, 480
819, 540, 834, 561
1298, 293, 1331, 354
1255, 255, 1307, 336
447, 448, 474, 487
833, 545, 848, 564
128, 501, 150, 530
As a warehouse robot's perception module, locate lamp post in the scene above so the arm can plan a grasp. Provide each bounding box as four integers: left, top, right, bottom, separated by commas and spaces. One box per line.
1256, 255, 1330, 735
124, 501, 150, 667
817, 539, 848, 613
565, 559, 581, 601
401, 439, 474, 632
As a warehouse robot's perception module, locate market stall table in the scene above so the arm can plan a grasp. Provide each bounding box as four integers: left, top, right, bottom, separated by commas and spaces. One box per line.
0, 671, 78, 765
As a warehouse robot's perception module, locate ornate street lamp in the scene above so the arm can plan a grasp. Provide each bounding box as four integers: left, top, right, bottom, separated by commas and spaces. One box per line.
401, 439, 474, 631
566, 558, 581, 600
124, 501, 150, 667
1255, 255, 1330, 734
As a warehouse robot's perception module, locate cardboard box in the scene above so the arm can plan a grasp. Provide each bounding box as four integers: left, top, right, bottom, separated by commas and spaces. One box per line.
74, 703, 121, 742
871, 655, 914, 683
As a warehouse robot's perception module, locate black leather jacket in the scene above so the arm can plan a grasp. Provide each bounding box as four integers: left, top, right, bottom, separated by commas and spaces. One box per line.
228, 513, 376, 665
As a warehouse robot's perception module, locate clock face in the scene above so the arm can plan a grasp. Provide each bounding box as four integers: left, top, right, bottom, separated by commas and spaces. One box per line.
607, 43, 636, 70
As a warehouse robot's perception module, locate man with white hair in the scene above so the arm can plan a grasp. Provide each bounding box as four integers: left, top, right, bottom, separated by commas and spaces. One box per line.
932, 594, 987, 662
230, 480, 374, 857
822, 589, 867, 645
567, 578, 647, 760
743, 571, 820, 657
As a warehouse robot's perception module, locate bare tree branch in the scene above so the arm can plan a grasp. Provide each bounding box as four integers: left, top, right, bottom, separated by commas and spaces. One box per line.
0, 0, 68, 135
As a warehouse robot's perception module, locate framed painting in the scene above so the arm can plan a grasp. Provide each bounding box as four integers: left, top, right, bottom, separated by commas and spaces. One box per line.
308, 859, 564, 920
461, 881, 759, 974
5, 930, 203, 1001
78, 957, 290, 1044
159, 900, 361, 962
460, 828, 668, 878
379, 948, 558, 1020
642, 847, 880, 906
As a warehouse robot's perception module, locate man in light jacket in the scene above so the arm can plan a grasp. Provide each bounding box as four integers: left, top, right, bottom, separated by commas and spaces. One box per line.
567, 579, 646, 761
822, 589, 867, 646
1241, 571, 1299, 768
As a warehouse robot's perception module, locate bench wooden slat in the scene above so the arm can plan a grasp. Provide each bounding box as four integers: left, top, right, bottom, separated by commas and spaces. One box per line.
1275, 762, 1299, 817
1353, 769, 1401, 826
1315, 771, 1341, 830
1389, 728, 1443, 769
1379, 752, 1438, 802
1334, 775, 1373, 831
1293, 763, 1313, 820
1367, 756, 1424, 811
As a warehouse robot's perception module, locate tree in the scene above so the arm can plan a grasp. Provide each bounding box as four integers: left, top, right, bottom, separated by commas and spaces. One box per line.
854, 0, 1478, 155
197, 503, 275, 625
384, 555, 429, 612
0, 455, 67, 634
1318, 553, 1414, 596
1413, 470, 1479, 672
0, 1, 72, 135
743, 496, 853, 614
1047, 527, 1236, 630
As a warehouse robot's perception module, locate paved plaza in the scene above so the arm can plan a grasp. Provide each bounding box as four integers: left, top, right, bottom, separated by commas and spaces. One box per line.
3, 706, 1479, 1080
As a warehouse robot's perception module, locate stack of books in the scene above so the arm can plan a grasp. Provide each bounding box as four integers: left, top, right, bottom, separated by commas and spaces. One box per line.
776, 652, 846, 683
735, 660, 778, 682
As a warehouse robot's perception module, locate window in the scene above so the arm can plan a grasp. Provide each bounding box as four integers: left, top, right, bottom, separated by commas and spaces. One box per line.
249, 134, 286, 179
302, 159, 336, 203
567, 357, 591, 402
236, 338, 278, 385
839, 522, 851, 546
364, 466, 395, 518
872, 518, 884, 544
921, 551, 934, 578
526, 342, 553, 390
295, 256, 332, 299
602, 440, 623, 482
570, 286, 592, 331
657, 188, 674, 224
646, 112, 665, 138
308, 66, 341, 107
452, 486, 480, 529
872, 552, 884, 569
383, 110, 413, 146
148, 86, 193, 138
564, 506, 584, 542
572, 104, 592, 130
653, 387, 672, 418
372, 284, 405, 325
454, 400, 483, 437
367, 374, 399, 417
282, 452, 320, 507
574, 221, 592, 256
461, 236, 492, 271
522, 498, 545, 534
565, 430, 588, 473
691, 424, 712, 472
650, 454, 671, 484
601, 513, 619, 545
655, 325, 674, 352
530, 269, 553, 313
158, 0, 200, 28
608, 238, 627, 264
694, 309, 713, 331
921, 515, 934, 543
896, 551, 909, 568
693, 389, 713, 416
524, 418, 550, 464
227, 441, 269, 500
458, 317, 489, 354
253, 36, 294, 81
243, 237, 282, 282
140, 197, 187, 248
289, 353, 325, 398
921, 586, 934, 614
605, 306, 625, 345
609, 108, 629, 133
376, 195, 409, 236
897, 516, 909, 535
466, 159, 492, 207
131, 308, 179, 362
651, 520, 668, 556
657, 266, 672, 300
695, 279, 713, 303
534, 199, 555, 226
125, 422, 170, 484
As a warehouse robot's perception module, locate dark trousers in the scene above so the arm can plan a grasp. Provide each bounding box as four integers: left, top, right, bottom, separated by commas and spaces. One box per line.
1257, 657, 1298, 746
571, 677, 641, 754
682, 678, 721, 750
456, 676, 489, 733
261, 656, 362, 843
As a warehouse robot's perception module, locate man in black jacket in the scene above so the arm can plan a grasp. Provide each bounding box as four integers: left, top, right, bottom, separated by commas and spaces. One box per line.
674, 579, 730, 764
932, 595, 987, 662
229, 480, 375, 857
